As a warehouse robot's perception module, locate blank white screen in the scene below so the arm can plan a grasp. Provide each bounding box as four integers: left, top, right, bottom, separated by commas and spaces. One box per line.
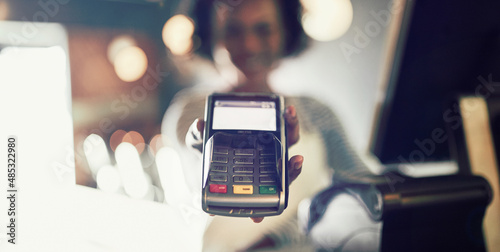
212, 100, 277, 131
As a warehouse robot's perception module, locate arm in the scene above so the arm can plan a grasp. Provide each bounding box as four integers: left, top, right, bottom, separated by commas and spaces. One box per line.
296, 97, 375, 183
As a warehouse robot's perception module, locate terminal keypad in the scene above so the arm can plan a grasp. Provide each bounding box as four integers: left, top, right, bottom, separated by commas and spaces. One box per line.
208, 146, 279, 195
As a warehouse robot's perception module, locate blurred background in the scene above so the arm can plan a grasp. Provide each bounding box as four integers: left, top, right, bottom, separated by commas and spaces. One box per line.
1, 0, 392, 197
2, 1, 500, 251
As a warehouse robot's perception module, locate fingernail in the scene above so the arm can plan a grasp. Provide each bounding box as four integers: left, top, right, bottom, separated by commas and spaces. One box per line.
286, 106, 296, 118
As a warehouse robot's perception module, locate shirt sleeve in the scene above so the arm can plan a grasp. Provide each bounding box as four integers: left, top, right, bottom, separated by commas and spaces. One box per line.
294, 96, 375, 183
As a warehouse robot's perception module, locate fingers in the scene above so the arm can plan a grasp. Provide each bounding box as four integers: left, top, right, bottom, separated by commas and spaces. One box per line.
185, 118, 204, 152
288, 155, 304, 184
251, 217, 264, 223
284, 105, 300, 147
196, 118, 205, 138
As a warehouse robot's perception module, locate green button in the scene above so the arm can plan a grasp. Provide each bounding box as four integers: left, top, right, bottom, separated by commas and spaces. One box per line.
259, 185, 277, 194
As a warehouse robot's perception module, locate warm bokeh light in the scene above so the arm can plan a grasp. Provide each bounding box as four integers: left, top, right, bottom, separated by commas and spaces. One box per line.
122, 131, 146, 154
96, 165, 122, 193
162, 14, 195, 55
107, 35, 136, 64
148, 134, 164, 156
141, 144, 156, 168
83, 134, 111, 176
115, 142, 153, 200
301, 0, 353, 41
213, 45, 239, 85
110, 129, 127, 152
155, 147, 189, 205
113, 46, 148, 82
0, 1, 9, 20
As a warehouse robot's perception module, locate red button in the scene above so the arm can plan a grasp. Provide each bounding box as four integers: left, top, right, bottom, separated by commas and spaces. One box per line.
209, 184, 227, 193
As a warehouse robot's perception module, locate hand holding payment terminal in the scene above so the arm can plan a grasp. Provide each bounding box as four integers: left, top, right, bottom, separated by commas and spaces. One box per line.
201, 93, 288, 217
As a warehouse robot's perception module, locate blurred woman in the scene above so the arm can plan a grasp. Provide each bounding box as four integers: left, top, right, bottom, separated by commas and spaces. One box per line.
162, 0, 378, 250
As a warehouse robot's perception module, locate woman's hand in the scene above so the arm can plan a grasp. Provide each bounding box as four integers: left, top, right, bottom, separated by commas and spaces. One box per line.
284, 105, 300, 147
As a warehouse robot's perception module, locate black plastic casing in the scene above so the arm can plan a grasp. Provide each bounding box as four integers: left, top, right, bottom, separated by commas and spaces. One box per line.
201, 93, 288, 217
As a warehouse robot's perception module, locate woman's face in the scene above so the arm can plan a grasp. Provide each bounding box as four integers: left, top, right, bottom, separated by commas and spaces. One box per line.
215, 0, 285, 80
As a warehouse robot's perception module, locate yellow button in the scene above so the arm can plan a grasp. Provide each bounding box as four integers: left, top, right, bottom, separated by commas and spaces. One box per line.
233, 185, 253, 194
